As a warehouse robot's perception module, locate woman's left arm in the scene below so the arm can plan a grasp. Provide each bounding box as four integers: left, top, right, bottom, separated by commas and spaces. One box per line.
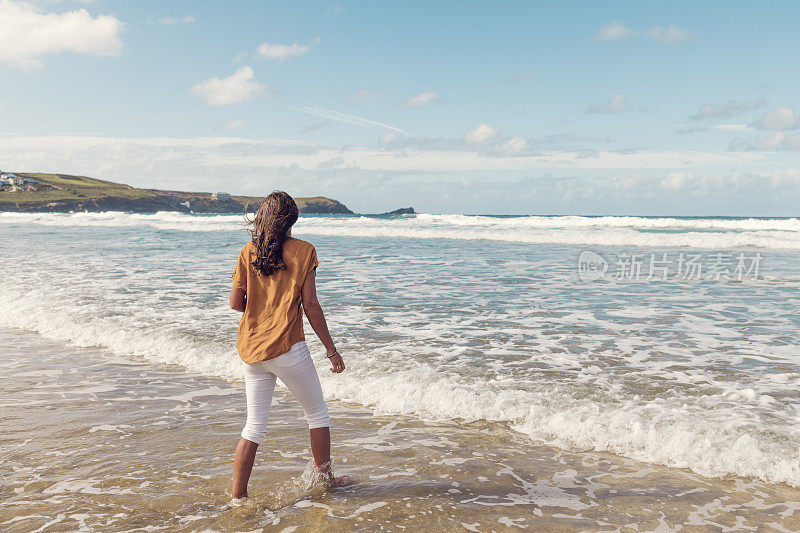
230, 288, 246, 312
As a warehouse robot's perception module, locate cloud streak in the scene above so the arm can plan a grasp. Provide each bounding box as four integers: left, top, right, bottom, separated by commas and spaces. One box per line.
344, 90, 382, 103
288, 106, 408, 135
596, 22, 693, 44
256, 37, 319, 61
150, 14, 195, 25
691, 99, 767, 120
396, 91, 440, 109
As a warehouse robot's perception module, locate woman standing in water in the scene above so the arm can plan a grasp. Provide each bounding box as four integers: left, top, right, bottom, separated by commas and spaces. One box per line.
229, 191, 347, 499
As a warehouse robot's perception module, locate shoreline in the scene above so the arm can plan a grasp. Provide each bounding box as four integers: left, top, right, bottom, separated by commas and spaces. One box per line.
2, 327, 800, 531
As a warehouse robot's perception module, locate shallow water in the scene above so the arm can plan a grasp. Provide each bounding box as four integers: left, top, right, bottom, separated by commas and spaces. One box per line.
1, 212, 799, 489
3, 329, 800, 532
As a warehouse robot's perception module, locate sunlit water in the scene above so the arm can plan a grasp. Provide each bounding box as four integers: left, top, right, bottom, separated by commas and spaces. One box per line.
1, 212, 800, 530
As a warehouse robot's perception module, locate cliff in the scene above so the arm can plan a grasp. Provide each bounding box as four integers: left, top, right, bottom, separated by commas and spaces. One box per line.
0, 173, 353, 214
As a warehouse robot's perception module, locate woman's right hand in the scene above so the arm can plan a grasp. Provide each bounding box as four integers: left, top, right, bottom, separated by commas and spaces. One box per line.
328, 349, 345, 373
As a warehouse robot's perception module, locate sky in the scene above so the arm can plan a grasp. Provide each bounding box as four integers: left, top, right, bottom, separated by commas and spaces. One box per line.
1, 0, 799, 215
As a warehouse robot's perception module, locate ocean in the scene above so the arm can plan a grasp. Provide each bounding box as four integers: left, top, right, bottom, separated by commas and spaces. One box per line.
1, 211, 799, 531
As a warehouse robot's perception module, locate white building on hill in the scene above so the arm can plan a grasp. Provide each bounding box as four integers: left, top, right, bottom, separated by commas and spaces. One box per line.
0, 173, 16, 187
0, 173, 37, 187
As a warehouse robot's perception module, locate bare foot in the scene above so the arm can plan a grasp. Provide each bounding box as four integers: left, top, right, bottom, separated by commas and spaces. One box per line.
229, 495, 249, 507
329, 475, 351, 488
313, 463, 350, 488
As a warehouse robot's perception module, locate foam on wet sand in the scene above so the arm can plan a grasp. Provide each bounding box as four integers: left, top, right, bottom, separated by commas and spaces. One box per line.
2, 329, 799, 532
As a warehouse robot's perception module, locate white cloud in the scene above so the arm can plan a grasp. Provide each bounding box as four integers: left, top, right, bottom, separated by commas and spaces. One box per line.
191, 66, 267, 106
727, 137, 748, 152
596, 22, 692, 44
464, 123, 498, 143
0, 0, 123, 71
595, 22, 636, 41
344, 90, 382, 103
289, 106, 408, 134
646, 25, 692, 43
215, 118, 246, 131
396, 91, 440, 109
690, 99, 766, 120
755, 133, 789, 150
255, 37, 319, 61
588, 93, 628, 114
2, 135, 794, 213
500, 136, 528, 154
0, 135, 770, 177
379, 131, 399, 144
152, 14, 195, 26
729, 132, 800, 152
713, 124, 749, 131
626, 170, 800, 195
750, 106, 799, 131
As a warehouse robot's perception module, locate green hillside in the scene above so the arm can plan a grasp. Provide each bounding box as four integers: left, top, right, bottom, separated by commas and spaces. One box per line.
0, 172, 353, 214
4, 173, 152, 204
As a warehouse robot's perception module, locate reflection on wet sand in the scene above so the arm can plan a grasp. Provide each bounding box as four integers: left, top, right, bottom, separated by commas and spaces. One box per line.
2, 328, 799, 532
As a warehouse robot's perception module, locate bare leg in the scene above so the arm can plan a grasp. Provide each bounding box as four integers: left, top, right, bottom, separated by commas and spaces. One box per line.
309, 427, 349, 486
310, 426, 335, 483
310, 427, 331, 467
232, 438, 259, 499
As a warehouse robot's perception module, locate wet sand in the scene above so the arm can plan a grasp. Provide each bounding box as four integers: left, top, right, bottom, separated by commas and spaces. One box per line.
2, 328, 799, 532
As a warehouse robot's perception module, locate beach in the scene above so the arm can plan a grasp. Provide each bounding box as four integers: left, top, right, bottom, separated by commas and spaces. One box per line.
1, 212, 800, 531
3, 328, 800, 532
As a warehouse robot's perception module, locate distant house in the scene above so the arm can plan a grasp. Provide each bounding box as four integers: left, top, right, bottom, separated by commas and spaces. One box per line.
0, 173, 36, 187
0, 173, 16, 187
212, 192, 231, 200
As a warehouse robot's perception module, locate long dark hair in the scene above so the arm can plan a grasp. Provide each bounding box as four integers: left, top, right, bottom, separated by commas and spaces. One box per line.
246, 191, 299, 277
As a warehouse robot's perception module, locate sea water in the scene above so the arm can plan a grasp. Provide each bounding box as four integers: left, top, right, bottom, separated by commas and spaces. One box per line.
1, 211, 799, 491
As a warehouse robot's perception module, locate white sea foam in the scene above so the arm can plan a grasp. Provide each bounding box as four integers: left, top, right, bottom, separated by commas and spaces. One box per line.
1, 211, 799, 249
1, 267, 799, 487
1, 213, 799, 487
0, 290, 245, 382
319, 358, 800, 488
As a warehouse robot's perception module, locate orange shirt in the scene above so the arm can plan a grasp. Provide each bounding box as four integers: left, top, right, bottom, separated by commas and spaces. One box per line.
231, 238, 318, 363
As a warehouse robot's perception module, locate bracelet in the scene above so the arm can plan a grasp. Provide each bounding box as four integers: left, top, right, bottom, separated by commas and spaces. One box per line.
327, 349, 339, 359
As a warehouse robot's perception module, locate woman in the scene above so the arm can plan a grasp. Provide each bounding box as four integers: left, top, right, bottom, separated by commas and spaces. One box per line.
229, 191, 347, 500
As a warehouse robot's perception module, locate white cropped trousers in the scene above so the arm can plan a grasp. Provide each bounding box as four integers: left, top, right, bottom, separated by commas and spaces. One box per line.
241, 341, 330, 445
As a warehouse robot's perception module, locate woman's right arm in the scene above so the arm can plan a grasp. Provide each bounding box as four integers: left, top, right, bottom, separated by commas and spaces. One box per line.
301, 269, 345, 373
229, 287, 246, 312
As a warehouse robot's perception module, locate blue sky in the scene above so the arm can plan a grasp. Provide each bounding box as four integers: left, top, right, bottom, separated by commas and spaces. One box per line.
1, 0, 799, 215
